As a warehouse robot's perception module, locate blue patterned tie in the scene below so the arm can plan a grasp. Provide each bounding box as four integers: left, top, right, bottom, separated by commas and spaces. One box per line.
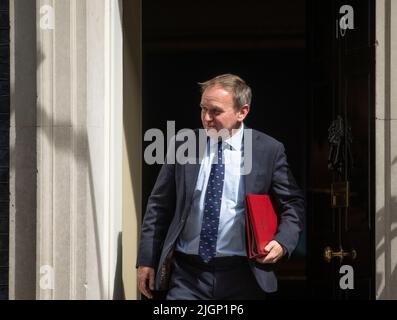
199, 142, 225, 263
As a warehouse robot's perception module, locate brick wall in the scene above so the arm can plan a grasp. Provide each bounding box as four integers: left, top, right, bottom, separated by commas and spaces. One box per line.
0, 0, 9, 300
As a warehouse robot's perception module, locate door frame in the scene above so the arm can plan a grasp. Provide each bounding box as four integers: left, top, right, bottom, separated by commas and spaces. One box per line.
374, 0, 397, 300
122, 0, 142, 300
121, 0, 397, 300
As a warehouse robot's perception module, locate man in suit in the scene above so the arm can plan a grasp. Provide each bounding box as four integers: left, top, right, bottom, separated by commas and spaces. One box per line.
137, 74, 304, 300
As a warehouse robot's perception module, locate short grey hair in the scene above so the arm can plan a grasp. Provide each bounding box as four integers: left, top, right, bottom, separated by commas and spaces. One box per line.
198, 74, 252, 111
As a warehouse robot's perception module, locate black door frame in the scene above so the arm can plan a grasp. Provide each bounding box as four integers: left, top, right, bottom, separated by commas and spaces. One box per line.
307, 0, 375, 299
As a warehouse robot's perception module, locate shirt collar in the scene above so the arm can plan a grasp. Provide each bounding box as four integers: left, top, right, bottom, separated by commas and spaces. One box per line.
208, 123, 244, 151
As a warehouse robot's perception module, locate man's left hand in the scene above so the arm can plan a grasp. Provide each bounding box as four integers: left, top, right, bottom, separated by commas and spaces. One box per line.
256, 240, 285, 264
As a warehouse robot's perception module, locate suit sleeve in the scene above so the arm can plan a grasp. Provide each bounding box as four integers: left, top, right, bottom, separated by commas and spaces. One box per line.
270, 143, 305, 259
136, 160, 176, 268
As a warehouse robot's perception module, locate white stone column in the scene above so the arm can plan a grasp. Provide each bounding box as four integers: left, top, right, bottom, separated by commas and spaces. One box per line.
36, 0, 123, 299
376, 0, 397, 300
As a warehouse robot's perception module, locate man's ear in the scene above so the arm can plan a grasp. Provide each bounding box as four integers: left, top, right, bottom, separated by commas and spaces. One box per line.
238, 104, 250, 121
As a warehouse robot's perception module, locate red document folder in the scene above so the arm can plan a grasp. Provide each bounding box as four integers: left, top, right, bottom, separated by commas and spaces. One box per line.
245, 194, 278, 259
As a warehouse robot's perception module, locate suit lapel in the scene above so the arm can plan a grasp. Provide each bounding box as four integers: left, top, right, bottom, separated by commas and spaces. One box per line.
184, 130, 206, 207
185, 163, 201, 205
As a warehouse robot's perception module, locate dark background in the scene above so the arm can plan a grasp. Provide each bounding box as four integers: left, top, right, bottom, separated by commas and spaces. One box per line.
142, 0, 307, 298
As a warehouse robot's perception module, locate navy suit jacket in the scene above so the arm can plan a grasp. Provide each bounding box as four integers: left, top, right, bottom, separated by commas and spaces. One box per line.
137, 128, 305, 293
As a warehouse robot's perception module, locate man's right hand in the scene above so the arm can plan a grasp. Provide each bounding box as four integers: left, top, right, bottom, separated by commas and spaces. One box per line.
137, 266, 155, 299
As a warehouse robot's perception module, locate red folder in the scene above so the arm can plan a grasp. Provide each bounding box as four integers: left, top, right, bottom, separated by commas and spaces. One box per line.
245, 194, 278, 259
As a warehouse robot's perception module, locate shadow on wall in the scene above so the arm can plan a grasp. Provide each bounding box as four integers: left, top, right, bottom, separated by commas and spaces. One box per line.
375, 155, 397, 299
10, 0, 37, 299
113, 232, 124, 300
14, 50, 123, 299
34, 47, 116, 299
122, 0, 143, 300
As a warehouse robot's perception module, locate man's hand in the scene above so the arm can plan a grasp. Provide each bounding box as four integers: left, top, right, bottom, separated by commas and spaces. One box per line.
255, 240, 285, 264
138, 266, 155, 299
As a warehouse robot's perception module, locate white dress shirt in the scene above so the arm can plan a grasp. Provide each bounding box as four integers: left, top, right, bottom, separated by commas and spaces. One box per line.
176, 124, 247, 257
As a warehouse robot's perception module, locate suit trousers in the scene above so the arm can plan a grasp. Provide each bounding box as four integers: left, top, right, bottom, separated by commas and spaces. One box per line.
166, 251, 267, 300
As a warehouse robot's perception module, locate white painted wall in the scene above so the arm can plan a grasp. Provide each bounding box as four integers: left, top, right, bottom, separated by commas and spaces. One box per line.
35, 0, 123, 299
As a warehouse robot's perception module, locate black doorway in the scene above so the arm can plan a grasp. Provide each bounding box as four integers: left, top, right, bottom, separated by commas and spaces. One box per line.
307, 0, 375, 299
142, 0, 307, 299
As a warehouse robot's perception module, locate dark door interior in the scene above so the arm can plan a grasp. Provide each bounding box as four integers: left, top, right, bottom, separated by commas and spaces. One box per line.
142, 0, 375, 299
307, 0, 375, 299
142, 0, 307, 299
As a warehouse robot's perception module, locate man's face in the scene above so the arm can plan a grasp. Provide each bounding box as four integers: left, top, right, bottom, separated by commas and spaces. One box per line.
200, 86, 249, 136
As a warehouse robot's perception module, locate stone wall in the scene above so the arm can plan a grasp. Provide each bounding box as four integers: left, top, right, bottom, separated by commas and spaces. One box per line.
376, 0, 397, 299
0, 0, 10, 301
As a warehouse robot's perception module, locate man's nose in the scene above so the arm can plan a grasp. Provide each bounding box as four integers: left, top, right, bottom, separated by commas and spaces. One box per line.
204, 111, 213, 122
